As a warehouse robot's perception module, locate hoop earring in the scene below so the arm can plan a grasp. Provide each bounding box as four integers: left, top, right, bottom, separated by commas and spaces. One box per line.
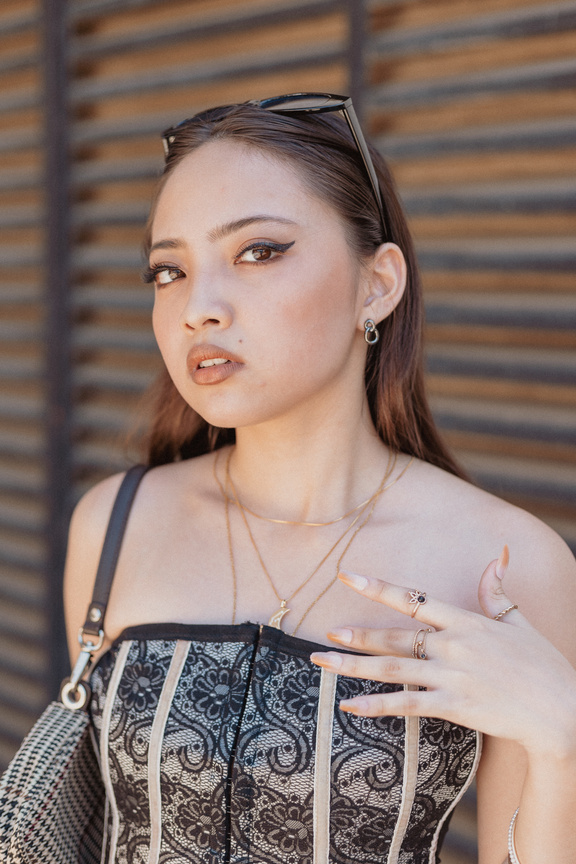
364, 319, 379, 345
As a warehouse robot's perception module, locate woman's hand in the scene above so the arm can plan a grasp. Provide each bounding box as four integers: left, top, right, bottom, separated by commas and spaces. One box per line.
310, 548, 576, 759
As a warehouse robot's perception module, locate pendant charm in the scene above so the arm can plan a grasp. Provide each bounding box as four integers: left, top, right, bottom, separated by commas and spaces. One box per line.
268, 600, 290, 630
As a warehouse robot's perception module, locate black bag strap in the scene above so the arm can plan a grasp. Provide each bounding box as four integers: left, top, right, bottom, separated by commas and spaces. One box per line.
81, 464, 149, 639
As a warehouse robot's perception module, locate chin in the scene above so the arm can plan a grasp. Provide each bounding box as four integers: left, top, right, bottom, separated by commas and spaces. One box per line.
186, 400, 263, 431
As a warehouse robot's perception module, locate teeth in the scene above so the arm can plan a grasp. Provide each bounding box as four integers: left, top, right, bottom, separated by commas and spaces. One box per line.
199, 358, 230, 368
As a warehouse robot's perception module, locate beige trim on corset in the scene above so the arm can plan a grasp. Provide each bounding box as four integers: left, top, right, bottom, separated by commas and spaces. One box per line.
387, 685, 420, 864
428, 730, 483, 864
147, 640, 191, 864
313, 668, 337, 864
100, 640, 133, 864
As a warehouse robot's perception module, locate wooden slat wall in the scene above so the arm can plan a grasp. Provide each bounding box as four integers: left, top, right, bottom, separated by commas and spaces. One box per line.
368, 0, 576, 556
2, 1, 575, 860
367, 6, 576, 858
0, 0, 49, 769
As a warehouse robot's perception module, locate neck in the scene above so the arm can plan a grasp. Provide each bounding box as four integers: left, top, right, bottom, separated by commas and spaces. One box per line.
223, 399, 391, 525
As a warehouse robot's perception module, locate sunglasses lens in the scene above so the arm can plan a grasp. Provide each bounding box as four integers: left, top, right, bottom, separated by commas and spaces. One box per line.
259, 94, 344, 112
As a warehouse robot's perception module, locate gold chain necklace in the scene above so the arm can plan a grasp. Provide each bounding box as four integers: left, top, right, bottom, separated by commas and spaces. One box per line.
227, 448, 394, 630
214, 448, 393, 627
218, 481, 389, 527
214, 449, 414, 635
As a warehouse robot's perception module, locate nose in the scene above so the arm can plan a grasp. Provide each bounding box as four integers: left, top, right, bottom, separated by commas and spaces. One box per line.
179, 277, 233, 333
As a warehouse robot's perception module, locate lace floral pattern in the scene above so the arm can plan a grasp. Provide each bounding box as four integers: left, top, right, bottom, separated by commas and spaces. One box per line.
90, 624, 479, 863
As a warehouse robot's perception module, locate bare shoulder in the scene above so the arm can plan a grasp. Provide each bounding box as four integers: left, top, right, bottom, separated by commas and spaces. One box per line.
410, 458, 576, 654
63, 471, 128, 661
63, 456, 217, 662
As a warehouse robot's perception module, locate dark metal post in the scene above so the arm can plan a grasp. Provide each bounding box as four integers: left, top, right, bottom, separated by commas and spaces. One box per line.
347, 0, 366, 119
42, 0, 73, 695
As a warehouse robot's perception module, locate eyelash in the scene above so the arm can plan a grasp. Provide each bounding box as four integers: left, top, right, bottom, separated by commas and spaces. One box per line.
142, 240, 295, 288
234, 240, 295, 264
141, 264, 183, 286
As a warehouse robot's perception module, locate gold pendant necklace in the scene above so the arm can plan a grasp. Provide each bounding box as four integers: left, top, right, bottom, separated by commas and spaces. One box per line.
227, 448, 394, 630
268, 599, 291, 629
214, 449, 414, 634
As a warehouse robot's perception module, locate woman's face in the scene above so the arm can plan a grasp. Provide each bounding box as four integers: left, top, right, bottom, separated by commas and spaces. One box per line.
149, 140, 370, 431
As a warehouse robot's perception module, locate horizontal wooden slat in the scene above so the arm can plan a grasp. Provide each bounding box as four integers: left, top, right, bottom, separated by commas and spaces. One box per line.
404, 178, 576, 213
71, 0, 339, 61
71, 43, 344, 103
427, 344, 576, 384
377, 117, 576, 158
370, 55, 576, 107
426, 293, 576, 329
434, 391, 576, 435
371, 1, 576, 55
417, 237, 576, 270
463, 450, 576, 505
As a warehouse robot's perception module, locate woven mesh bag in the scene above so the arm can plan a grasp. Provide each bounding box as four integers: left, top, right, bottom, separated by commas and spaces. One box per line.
0, 700, 105, 864
0, 468, 148, 863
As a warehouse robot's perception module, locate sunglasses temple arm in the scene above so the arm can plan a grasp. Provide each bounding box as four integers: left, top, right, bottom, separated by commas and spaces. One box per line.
341, 102, 387, 237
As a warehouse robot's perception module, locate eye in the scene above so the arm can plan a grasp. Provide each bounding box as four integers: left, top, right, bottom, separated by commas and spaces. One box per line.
235, 240, 295, 264
142, 264, 184, 287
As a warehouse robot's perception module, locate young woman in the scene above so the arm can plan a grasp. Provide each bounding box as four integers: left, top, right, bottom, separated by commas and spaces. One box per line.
64, 94, 576, 864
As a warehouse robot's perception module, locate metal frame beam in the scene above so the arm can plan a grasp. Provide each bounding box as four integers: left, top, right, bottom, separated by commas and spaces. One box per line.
42, 0, 73, 696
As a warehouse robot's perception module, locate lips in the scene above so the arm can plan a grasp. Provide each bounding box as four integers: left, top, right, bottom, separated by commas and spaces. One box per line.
186, 344, 244, 385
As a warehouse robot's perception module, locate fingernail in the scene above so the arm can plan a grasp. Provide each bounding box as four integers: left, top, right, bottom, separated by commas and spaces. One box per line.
328, 628, 353, 645
496, 544, 509, 580
310, 652, 343, 671
339, 570, 368, 591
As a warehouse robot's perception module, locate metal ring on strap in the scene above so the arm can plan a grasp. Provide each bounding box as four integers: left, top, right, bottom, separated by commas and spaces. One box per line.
60, 679, 91, 711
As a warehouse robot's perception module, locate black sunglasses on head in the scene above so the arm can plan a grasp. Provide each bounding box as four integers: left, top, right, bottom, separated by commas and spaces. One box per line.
161, 92, 388, 242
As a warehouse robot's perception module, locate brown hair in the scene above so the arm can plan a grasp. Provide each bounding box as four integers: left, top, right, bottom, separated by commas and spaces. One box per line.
142, 103, 465, 478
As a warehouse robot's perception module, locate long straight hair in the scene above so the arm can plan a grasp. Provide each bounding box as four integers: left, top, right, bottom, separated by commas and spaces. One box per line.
142, 103, 465, 479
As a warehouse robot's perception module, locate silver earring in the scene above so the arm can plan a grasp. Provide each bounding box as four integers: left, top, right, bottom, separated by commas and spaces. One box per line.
364, 318, 379, 344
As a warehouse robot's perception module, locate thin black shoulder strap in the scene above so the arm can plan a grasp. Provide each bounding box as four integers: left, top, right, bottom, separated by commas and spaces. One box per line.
81, 464, 149, 638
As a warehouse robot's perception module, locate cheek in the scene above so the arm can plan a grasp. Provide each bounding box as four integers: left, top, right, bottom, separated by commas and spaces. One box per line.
268, 272, 358, 367
152, 300, 180, 368
152, 303, 166, 353
286, 263, 358, 333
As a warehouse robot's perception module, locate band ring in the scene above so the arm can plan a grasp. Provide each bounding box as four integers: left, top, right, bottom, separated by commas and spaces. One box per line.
493, 603, 518, 621
409, 590, 427, 618
412, 628, 432, 660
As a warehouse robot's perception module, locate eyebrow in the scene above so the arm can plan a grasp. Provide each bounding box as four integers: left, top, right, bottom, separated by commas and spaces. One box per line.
148, 238, 186, 254
149, 215, 298, 256
207, 215, 297, 242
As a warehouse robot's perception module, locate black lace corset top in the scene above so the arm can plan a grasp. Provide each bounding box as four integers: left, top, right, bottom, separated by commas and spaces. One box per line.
89, 623, 481, 864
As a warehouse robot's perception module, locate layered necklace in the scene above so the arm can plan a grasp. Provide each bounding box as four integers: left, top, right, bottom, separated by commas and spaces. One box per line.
213, 448, 413, 636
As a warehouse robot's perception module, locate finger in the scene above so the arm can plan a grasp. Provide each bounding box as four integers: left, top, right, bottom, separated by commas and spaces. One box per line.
310, 650, 440, 688
327, 626, 437, 659
339, 687, 443, 719
338, 569, 470, 630
477, 547, 529, 627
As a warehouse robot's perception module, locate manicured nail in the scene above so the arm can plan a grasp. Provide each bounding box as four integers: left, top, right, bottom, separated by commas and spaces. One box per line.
496, 544, 509, 580
310, 652, 343, 671
338, 570, 368, 591
328, 628, 353, 645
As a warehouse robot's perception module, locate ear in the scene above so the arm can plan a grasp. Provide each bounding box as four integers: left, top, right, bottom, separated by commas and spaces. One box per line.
358, 243, 407, 329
